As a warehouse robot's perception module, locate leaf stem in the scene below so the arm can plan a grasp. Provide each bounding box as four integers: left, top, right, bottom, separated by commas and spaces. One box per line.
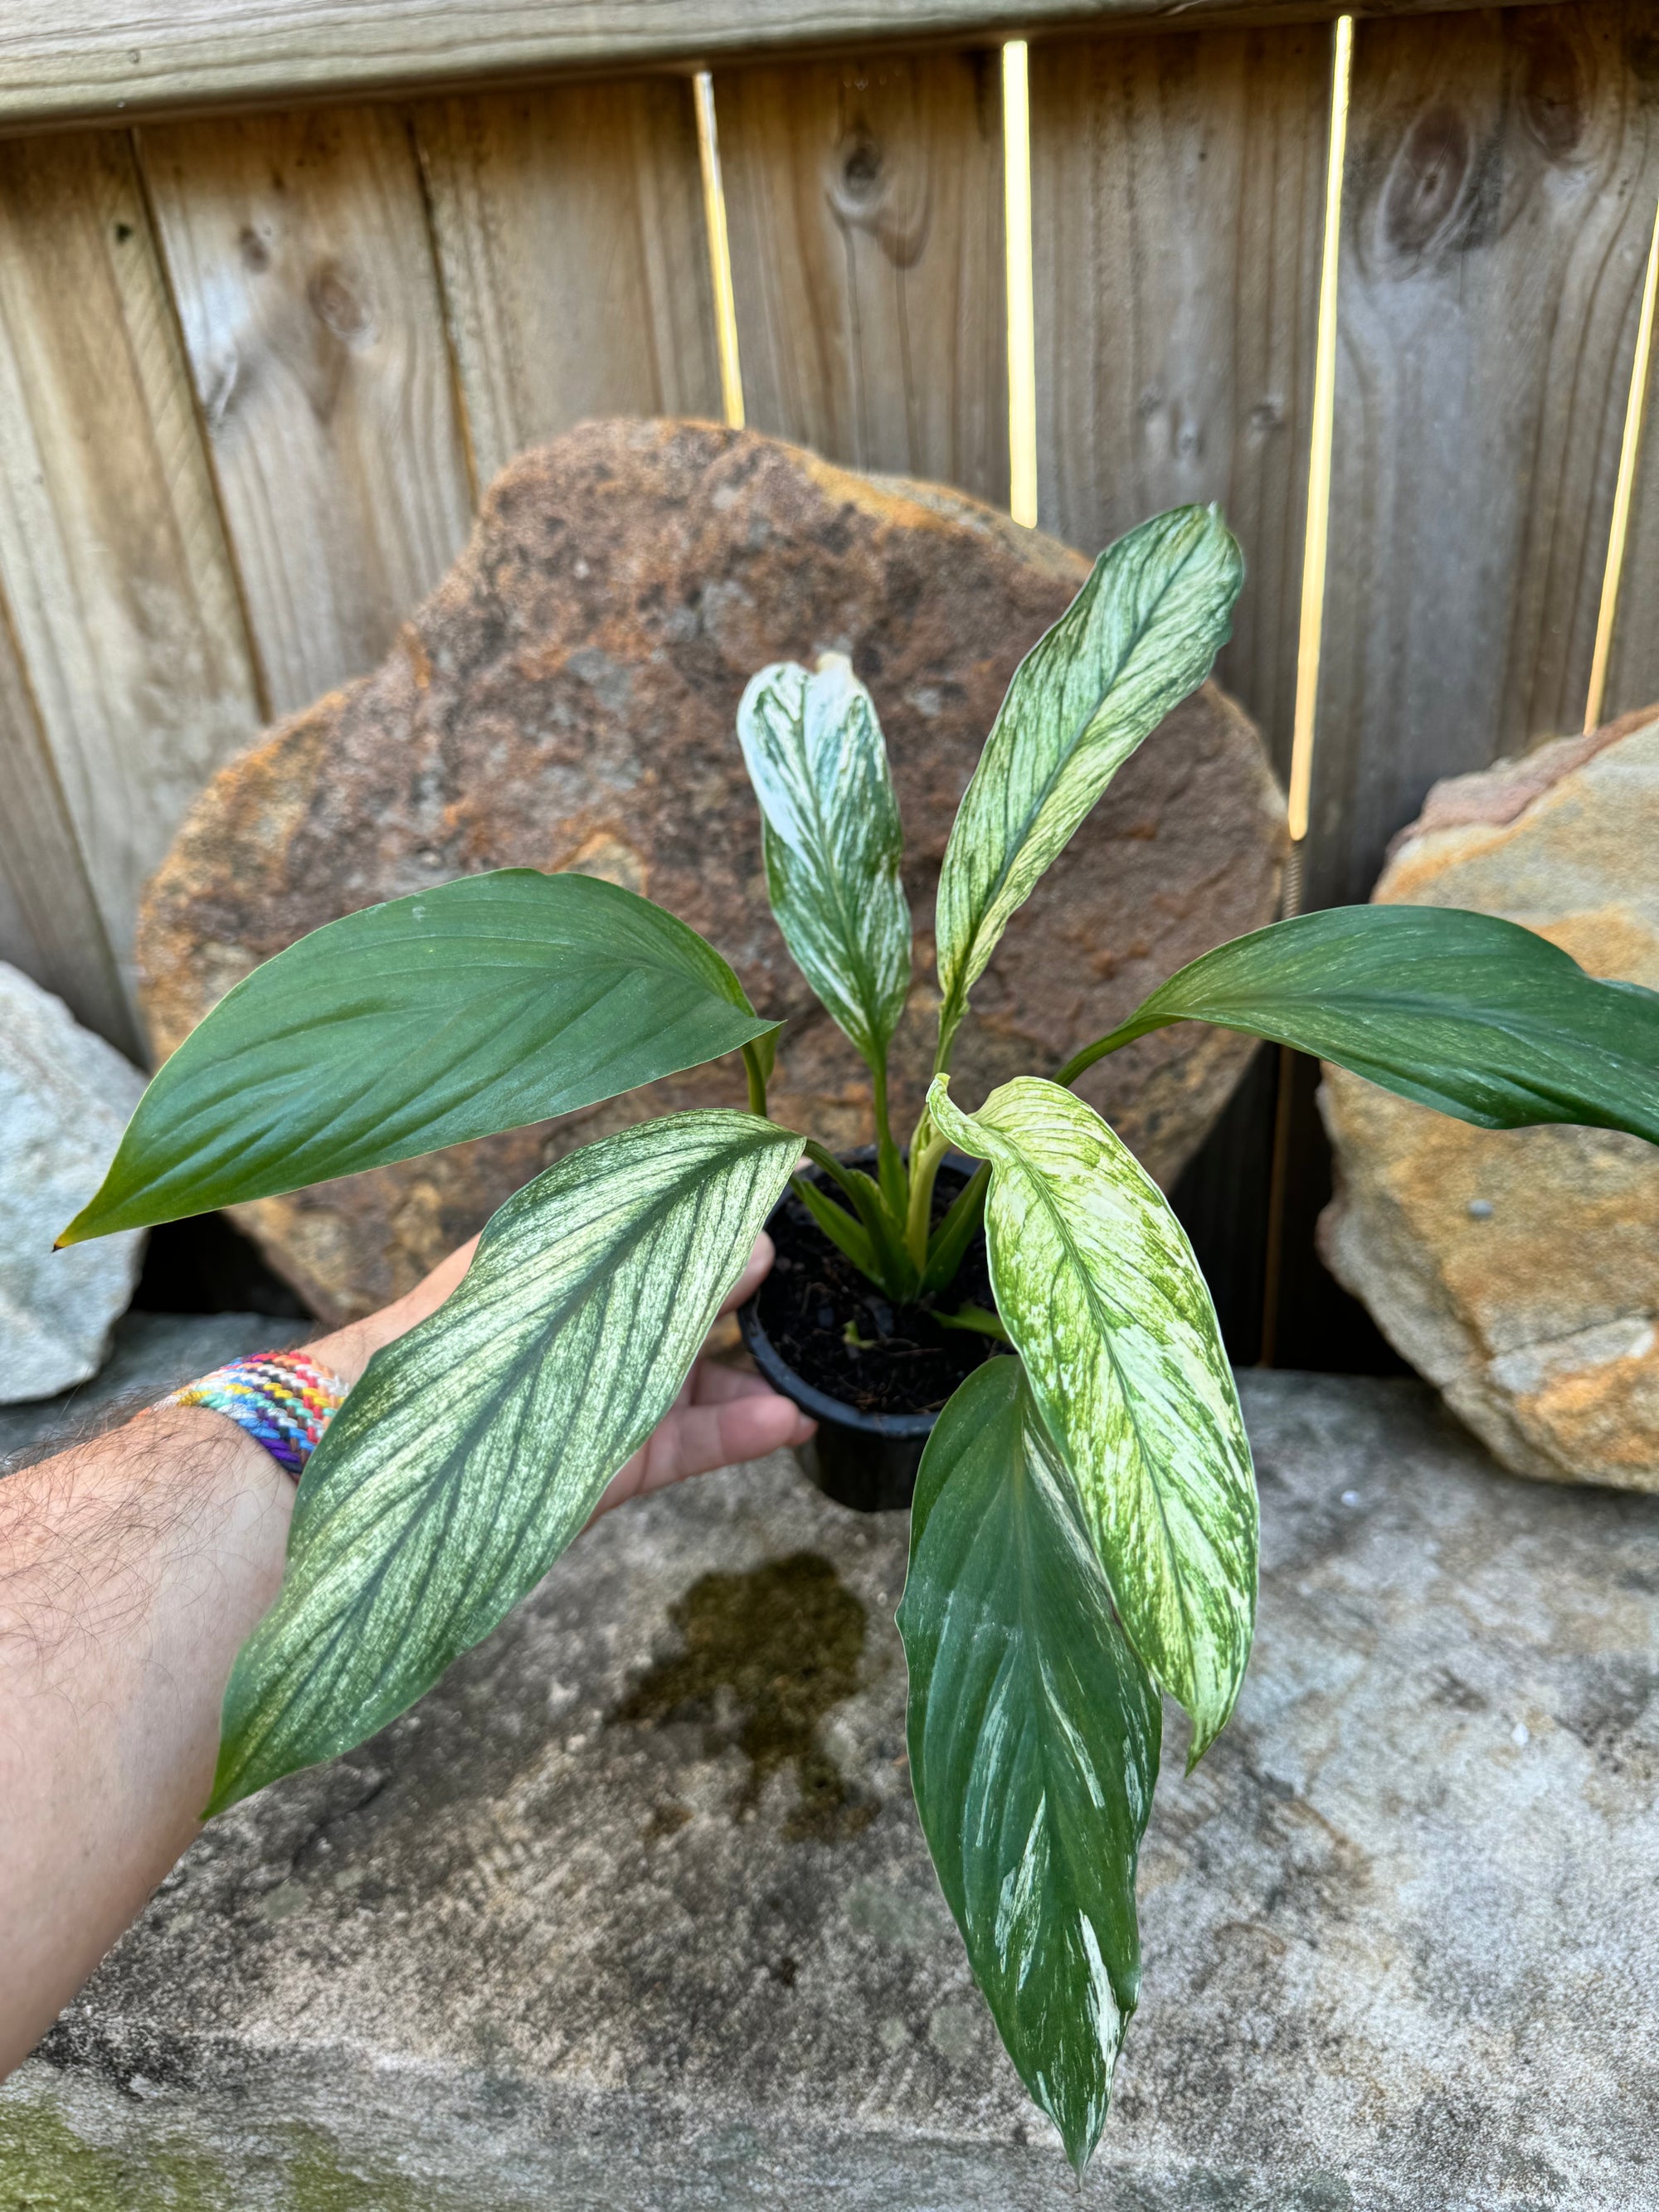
904, 1118, 952, 1271
1053, 1016, 1156, 1091
872, 1057, 906, 1214
742, 1041, 771, 1118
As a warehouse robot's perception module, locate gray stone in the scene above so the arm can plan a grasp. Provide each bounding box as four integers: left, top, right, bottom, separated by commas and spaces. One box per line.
6, 1359, 1658, 2207
0, 963, 148, 1403
0, 1310, 308, 1473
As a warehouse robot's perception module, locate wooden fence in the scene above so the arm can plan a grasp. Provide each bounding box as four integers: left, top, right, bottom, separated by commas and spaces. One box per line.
1, 0, 1656, 1363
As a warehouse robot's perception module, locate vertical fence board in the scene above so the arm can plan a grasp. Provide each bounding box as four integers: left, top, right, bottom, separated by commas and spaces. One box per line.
0, 589, 136, 1053
1273, 2, 1659, 1369
1029, 24, 1329, 774
0, 129, 261, 1033
415, 78, 722, 489
714, 49, 1008, 503
1603, 328, 1659, 718
1029, 25, 1327, 1361
140, 107, 474, 717
1305, 2, 1659, 913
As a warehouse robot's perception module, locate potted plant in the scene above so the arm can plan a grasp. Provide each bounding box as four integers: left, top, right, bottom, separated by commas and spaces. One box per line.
63, 505, 1659, 2173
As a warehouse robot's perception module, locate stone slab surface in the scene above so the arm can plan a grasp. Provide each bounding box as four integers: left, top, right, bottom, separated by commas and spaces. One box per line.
5, 1349, 1658, 2210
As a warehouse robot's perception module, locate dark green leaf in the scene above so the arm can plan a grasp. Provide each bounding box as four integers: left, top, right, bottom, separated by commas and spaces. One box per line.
920, 1159, 989, 1296
737, 654, 912, 1067
800, 1142, 918, 1299
933, 507, 1242, 1064
899, 1357, 1162, 2174
791, 1171, 879, 1280
207, 1110, 800, 1814
927, 1076, 1257, 1757
932, 1301, 1008, 1340
61, 869, 778, 1244
1058, 903, 1659, 1143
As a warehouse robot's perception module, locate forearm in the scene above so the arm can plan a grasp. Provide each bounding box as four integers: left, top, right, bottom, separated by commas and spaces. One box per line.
0, 1289, 405, 2075
0, 1232, 798, 2074
0, 1403, 292, 2073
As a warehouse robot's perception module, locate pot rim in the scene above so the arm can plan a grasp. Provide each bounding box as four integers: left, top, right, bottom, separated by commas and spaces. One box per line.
737, 1145, 981, 1440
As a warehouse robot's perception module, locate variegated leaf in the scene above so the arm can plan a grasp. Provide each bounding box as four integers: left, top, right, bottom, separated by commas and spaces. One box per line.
932, 506, 1242, 1063
898, 1355, 1161, 2175
62, 869, 777, 1243
1059, 903, 1659, 1143
207, 1111, 800, 1814
927, 1075, 1256, 1757
737, 653, 912, 1067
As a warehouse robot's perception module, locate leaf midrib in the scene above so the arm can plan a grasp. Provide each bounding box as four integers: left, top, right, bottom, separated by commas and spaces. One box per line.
994, 1140, 1207, 1691
947, 528, 1210, 1006
766, 696, 898, 1045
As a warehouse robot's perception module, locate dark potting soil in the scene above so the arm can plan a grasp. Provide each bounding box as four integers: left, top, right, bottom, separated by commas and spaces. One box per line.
752, 1160, 1002, 1418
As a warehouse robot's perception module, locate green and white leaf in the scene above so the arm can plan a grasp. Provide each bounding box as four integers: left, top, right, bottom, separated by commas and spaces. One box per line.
62, 869, 778, 1243
207, 1110, 800, 1815
898, 1356, 1162, 2175
737, 653, 912, 1066
927, 1076, 1256, 1757
932, 506, 1242, 1062
1063, 902, 1659, 1143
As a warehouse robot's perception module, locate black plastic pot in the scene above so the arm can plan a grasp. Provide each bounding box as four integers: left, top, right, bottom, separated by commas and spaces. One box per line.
737, 1147, 985, 1514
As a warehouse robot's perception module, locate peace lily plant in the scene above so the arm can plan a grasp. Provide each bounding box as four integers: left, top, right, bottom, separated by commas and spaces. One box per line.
65, 506, 1659, 2171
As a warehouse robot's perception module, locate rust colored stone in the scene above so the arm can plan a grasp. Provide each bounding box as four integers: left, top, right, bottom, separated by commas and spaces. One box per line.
139, 421, 1285, 1320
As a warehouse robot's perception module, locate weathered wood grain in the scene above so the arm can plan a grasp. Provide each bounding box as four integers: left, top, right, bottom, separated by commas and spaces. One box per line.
0, 589, 136, 1054
414, 78, 721, 487
140, 107, 474, 717
0, 129, 261, 1031
1303, 2, 1659, 912
0, 1, 1554, 133
1029, 22, 1329, 773
1603, 323, 1659, 722
713, 48, 1008, 503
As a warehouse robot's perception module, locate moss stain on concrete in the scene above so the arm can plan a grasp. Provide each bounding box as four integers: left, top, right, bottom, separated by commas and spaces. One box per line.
0, 2099, 435, 2212
613, 1552, 878, 1840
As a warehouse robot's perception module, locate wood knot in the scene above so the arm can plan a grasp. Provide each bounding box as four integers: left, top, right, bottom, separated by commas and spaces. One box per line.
1379, 104, 1473, 265
826, 127, 929, 268
1517, 22, 1587, 159
238, 224, 271, 274
839, 132, 883, 202
307, 256, 376, 346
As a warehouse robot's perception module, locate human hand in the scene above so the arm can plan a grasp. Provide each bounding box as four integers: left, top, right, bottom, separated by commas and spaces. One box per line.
311, 1231, 815, 1518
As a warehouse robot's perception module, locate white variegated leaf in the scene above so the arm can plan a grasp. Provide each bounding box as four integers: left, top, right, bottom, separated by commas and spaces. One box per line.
208, 1111, 800, 1813
927, 1075, 1257, 1756
737, 654, 912, 1065
933, 506, 1242, 1062
898, 1356, 1161, 2176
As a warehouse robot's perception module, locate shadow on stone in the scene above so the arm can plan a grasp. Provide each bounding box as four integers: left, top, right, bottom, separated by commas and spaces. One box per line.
612, 1552, 878, 1842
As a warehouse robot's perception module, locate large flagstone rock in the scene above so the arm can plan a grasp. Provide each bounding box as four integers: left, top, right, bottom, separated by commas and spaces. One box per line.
137, 419, 1285, 1323
7, 1341, 1657, 2205
1320, 705, 1659, 1491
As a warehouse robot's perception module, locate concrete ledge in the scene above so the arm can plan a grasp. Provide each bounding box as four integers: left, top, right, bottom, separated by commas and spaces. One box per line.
6, 1345, 1657, 2208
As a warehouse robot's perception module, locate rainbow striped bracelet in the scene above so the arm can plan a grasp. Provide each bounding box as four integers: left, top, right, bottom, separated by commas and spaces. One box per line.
160, 1349, 349, 1480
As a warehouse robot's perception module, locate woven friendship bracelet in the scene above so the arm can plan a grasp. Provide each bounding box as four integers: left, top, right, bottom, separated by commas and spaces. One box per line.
160, 1349, 349, 1480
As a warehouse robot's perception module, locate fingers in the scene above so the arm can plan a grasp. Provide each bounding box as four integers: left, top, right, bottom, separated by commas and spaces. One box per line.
688, 1361, 779, 1406
590, 1382, 815, 1523
718, 1230, 775, 1317
649, 1393, 817, 1492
